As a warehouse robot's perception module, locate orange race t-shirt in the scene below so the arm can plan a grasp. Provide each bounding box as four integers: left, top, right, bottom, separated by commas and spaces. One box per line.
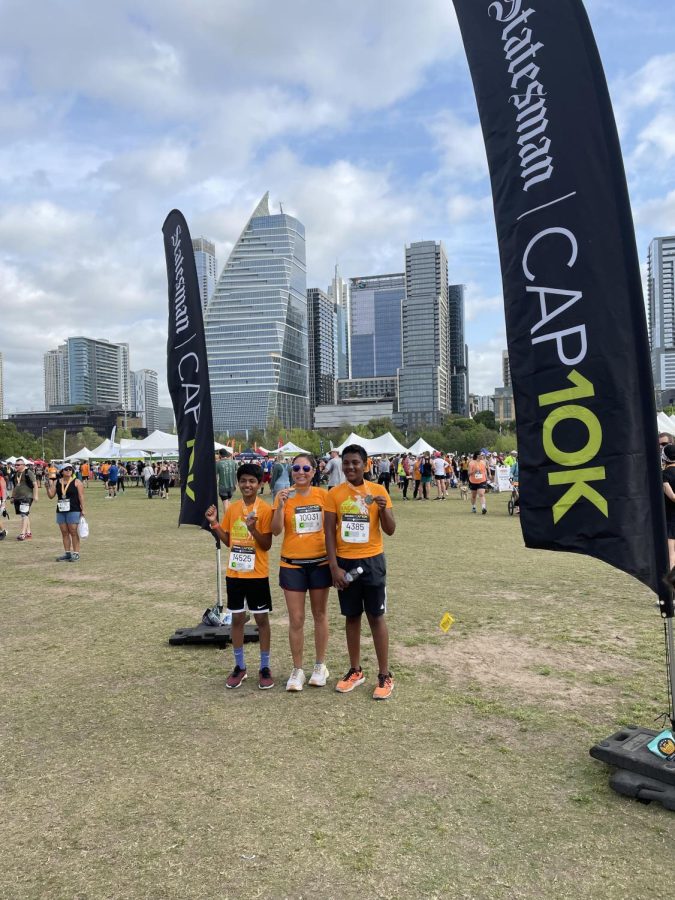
221, 498, 272, 579
100, 463, 110, 475
324, 481, 392, 560
272, 487, 328, 568
468, 460, 488, 484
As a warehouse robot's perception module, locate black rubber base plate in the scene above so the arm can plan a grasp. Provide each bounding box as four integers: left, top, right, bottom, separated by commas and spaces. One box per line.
169, 622, 259, 647
609, 768, 675, 810
590, 725, 675, 810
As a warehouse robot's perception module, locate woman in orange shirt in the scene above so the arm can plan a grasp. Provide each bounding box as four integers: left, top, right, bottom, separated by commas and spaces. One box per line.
468, 451, 490, 515
272, 454, 332, 692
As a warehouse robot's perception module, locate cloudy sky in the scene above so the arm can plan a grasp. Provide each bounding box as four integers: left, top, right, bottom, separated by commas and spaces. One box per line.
1, 0, 674, 413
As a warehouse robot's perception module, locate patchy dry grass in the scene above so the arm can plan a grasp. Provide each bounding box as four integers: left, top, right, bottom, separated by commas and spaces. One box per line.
1, 482, 674, 899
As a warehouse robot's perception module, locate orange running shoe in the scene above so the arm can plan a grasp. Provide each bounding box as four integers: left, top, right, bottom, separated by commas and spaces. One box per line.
373, 672, 394, 700
335, 667, 366, 693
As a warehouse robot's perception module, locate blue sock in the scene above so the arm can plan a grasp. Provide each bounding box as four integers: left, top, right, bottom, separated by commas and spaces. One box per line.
260, 650, 270, 670
234, 647, 245, 670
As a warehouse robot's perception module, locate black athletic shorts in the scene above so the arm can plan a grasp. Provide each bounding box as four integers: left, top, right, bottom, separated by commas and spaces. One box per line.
469, 481, 488, 491
668, 519, 675, 540
336, 553, 387, 618
219, 490, 233, 502
279, 563, 332, 592
225, 576, 272, 613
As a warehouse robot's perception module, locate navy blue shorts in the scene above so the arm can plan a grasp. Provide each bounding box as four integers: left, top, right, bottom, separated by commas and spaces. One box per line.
279, 563, 331, 592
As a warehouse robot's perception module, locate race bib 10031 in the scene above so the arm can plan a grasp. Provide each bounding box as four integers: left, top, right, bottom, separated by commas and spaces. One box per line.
341, 513, 369, 543
294, 504, 322, 534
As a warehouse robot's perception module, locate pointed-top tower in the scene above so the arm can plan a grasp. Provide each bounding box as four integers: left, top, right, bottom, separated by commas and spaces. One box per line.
205, 194, 309, 433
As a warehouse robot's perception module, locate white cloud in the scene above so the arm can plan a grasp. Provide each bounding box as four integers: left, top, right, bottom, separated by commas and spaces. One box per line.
427, 111, 488, 182
635, 190, 675, 234
467, 331, 507, 396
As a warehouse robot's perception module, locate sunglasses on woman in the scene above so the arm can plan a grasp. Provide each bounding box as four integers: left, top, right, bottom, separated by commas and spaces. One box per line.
292, 464, 312, 473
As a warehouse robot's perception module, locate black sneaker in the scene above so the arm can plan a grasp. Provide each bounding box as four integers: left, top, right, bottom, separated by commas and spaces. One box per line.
482, 508, 487, 515
68, 552, 81, 562
56, 552, 72, 561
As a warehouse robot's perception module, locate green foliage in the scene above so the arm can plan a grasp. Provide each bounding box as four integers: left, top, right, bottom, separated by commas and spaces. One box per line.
0, 422, 41, 459
473, 409, 496, 429
75, 427, 105, 450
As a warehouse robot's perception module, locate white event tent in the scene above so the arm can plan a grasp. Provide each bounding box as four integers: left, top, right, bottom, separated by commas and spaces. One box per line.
657, 412, 675, 435
276, 441, 310, 455
332, 432, 407, 456
407, 437, 436, 455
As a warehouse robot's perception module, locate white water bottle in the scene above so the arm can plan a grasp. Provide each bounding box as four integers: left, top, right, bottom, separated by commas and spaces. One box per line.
344, 566, 364, 584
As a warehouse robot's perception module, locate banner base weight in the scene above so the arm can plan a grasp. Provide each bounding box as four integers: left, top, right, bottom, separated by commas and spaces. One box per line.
169, 622, 259, 647
590, 725, 675, 808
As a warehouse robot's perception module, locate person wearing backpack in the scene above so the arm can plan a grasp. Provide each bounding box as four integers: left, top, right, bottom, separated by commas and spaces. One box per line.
11, 458, 38, 541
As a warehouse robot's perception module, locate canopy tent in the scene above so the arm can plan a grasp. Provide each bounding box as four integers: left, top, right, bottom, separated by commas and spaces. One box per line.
66, 447, 94, 461
657, 411, 675, 435
367, 432, 408, 455
330, 432, 370, 454
89, 438, 120, 458
256, 446, 270, 455
3, 456, 18, 464
407, 437, 436, 455
124, 430, 179, 453
331, 432, 406, 456
213, 441, 234, 453
275, 441, 310, 455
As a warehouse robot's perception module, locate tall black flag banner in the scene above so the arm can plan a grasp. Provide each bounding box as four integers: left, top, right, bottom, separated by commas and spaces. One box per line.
452, 0, 671, 611
163, 209, 218, 532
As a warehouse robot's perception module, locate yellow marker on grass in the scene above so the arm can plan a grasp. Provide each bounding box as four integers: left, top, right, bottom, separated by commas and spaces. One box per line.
439, 613, 454, 633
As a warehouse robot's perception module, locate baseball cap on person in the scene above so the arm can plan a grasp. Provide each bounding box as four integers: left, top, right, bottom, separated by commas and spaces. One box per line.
58, 463, 74, 472
664, 445, 675, 462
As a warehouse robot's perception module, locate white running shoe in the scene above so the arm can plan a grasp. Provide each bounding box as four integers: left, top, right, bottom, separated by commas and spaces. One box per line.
286, 668, 306, 692
308, 663, 330, 687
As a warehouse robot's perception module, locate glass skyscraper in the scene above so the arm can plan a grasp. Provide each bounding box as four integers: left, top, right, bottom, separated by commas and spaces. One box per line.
44, 338, 129, 410
448, 283, 469, 416
397, 241, 450, 427
205, 193, 309, 433
307, 287, 336, 412
648, 235, 675, 393
349, 274, 404, 378
192, 237, 218, 312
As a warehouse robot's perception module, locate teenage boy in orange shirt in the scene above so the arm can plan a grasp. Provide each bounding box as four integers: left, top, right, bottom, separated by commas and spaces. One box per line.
324, 444, 396, 700
205, 464, 274, 690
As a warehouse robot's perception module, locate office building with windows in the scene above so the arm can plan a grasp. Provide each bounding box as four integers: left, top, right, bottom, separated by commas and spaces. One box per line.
44, 338, 129, 410
502, 349, 511, 388
448, 283, 469, 416
397, 241, 450, 427
193, 237, 218, 311
337, 376, 397, 404
328, 265, 350, 379
648, 235, 675, 392
349, 274, 404, 379
131, 369, 159, 431
205, 192, 309, 432
307, 287, 336, 411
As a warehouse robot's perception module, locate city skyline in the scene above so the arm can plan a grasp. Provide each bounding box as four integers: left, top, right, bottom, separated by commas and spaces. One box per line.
0, 1, 673, 413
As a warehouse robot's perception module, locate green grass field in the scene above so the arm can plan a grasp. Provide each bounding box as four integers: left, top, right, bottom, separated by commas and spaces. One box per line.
2, 480, 674, 899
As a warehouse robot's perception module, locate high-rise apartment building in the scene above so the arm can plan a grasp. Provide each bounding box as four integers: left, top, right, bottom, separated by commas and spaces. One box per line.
328, 265, 350, 379
44, 338, 129, 410
448, 283, 469, 416
648, 235, 675, 392
397, 241, 450, 426
205, 192, 309, 432
131, 369, 159, 432
502, 350, 511, 387
193, 237, 218, 311
307, 288, 337, 412
349, 274, 404, 379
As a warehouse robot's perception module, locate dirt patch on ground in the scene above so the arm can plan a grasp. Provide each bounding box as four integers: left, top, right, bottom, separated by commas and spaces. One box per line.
395, 633, 638, 710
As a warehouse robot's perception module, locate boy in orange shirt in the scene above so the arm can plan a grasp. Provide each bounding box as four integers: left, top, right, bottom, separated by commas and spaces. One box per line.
324, 444, 396, 700
205, 464, 274, 690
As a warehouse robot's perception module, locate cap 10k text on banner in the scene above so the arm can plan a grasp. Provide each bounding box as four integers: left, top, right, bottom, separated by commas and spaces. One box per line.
451, 0, 671, 612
